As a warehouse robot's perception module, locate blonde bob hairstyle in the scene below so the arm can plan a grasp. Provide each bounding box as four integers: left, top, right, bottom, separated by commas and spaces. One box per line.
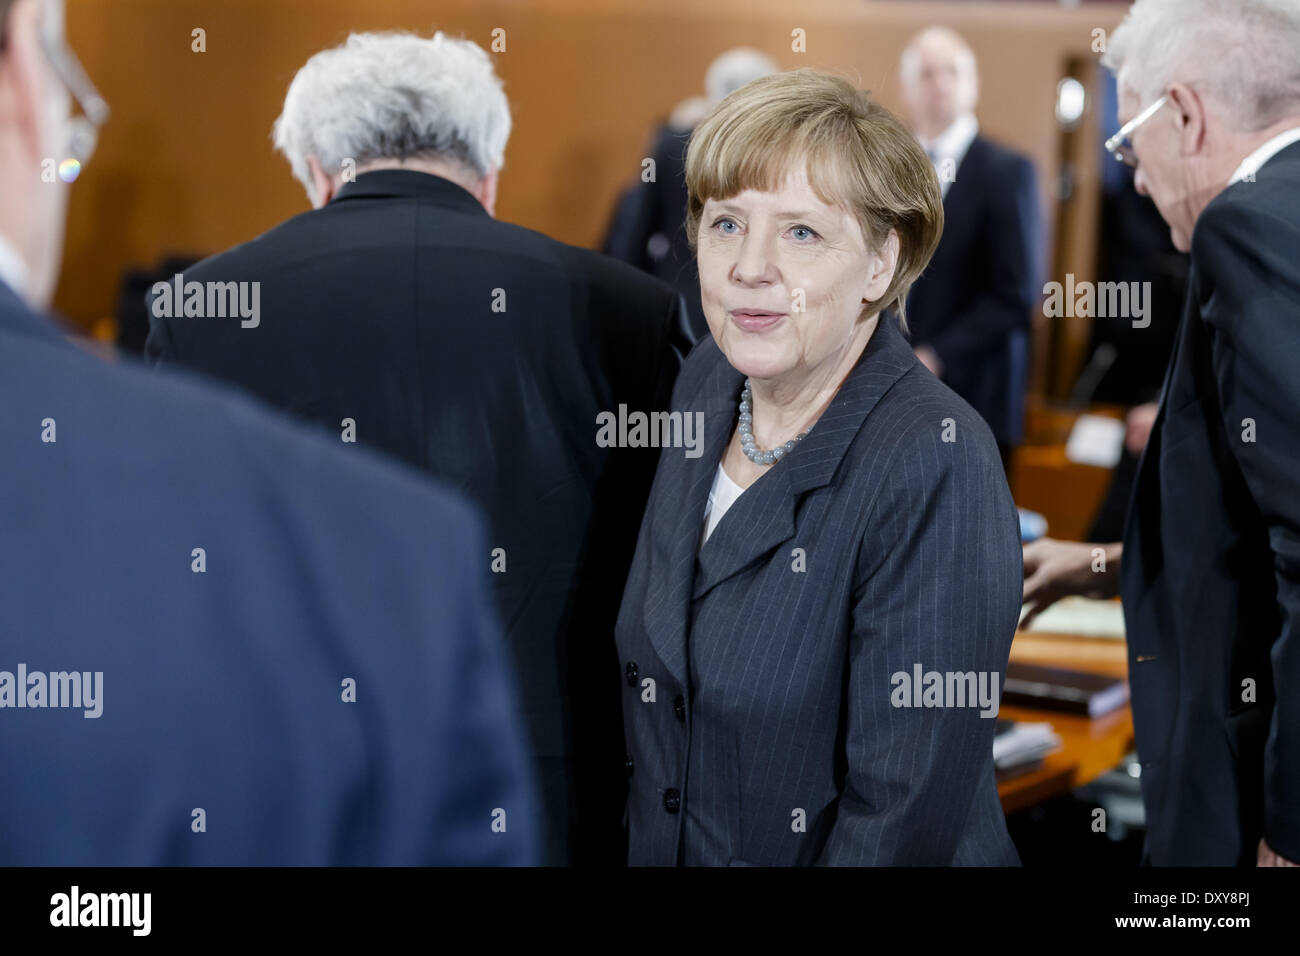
685, 69, 944, 332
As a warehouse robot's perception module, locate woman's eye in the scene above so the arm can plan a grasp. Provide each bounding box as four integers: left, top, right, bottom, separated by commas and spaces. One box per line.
713, 218, 739, 235
789, 225, 819, 242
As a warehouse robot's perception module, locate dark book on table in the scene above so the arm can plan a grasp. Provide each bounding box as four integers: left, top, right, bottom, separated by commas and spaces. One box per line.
1002, 663, 1129, 717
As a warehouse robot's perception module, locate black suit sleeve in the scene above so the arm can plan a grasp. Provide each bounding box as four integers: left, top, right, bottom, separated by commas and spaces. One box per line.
930, 156, 1042, 370
651, 292, 695, 412
816, 421, 1021, 864
1196, 198, 1300, 862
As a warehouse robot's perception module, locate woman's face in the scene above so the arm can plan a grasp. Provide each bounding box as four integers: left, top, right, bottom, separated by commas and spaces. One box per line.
697, 166, 898, 387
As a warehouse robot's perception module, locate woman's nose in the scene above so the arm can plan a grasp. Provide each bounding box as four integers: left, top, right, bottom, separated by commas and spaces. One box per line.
731, 234, 777, 286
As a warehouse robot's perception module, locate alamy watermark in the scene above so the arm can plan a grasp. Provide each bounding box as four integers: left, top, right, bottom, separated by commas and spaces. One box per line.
1043, 273, 1151, 328
0, 664, 103, 718
150, 272, 260, 328
890, 663, 1000, 718
596, 406, 705, 458
50, 886, 150, 936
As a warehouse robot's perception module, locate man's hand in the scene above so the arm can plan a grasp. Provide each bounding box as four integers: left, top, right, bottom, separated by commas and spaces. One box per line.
914, 345, 943, 378
1258, 839, 1298, 866
1125, 402, 1159, 456
1021, 538, 1122, 629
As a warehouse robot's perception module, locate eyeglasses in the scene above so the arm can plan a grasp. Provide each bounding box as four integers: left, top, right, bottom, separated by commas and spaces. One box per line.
38, 0, 109, 168
1104, 94, 1167, 168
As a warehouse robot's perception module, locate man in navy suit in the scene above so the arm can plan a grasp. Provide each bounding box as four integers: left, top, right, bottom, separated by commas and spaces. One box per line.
0, 0, 537, 865
899, 27, 1044, 465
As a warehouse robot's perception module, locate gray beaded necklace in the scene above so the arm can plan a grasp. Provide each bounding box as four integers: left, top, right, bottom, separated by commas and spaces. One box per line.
738, 378, 812, 466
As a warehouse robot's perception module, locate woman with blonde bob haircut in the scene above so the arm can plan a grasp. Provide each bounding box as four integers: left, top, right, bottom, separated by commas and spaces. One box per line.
615, 69, 1023, 866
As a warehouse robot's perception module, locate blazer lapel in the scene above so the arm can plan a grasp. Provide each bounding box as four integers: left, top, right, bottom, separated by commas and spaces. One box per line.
691, 316, 918, 601
693, 457, 795, 601
640, 355, 739, 687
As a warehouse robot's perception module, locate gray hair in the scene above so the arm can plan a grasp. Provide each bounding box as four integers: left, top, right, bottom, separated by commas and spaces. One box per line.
1102, 0, 1300, 131
273, 31, 511, 200
705, 48, 778, 104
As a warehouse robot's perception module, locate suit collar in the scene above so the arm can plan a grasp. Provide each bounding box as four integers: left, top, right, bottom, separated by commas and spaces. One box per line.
330, 169, 489, 217
642, 316, 918, 680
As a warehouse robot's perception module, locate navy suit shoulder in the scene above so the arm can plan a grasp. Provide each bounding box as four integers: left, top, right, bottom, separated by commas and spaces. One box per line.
1, 294, 538, 865
970, 134, 1035, 178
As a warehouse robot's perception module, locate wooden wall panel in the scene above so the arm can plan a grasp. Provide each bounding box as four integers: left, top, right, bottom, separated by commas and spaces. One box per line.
57, 0, 1122, 333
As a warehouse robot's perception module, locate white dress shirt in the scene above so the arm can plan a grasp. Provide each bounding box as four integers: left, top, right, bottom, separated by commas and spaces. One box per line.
918, 113, 979, 198
1228, 125, 1300, 185
0, 231, 31, 304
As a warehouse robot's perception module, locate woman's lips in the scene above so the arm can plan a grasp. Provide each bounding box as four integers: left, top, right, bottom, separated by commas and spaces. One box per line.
729, 310, 786, 332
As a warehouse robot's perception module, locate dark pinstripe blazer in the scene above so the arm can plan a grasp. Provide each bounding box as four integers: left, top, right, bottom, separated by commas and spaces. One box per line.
615, 315, 1022, 866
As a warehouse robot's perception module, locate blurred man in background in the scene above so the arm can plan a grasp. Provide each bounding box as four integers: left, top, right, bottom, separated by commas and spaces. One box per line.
1024, 0, 1300, 867
603, 46, 777, 340
1, 0, 535, 865
146, 31, 693, 866
899, 26, 1043, 467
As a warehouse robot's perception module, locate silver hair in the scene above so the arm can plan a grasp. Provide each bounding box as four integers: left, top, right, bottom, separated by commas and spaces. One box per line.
1102, 0, 1300, 131
705, 48, 778, 104
273, 31, 511, 201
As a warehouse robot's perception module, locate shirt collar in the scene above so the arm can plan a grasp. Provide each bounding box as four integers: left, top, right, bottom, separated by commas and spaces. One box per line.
1229, 125, 1300, 185
920, 112, 979, 166
0, 230, 32, 305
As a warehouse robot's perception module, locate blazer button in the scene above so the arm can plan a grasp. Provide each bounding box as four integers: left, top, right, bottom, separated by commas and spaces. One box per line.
663, 788, 681, 813
673, 694, 686, 722
625, 661, 639, 686
625, 753, 634, 777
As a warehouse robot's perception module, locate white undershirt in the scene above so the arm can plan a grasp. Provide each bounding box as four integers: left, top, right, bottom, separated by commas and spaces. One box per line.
700, 462, 747, 549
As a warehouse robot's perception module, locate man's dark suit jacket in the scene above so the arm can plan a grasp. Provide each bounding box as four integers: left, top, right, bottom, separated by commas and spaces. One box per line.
1121, 140, 1300, 866
1, 281, 536, 865
615, 316, 1022, 865
602, 123, 707, 340
146, 170, 693, 865
905, 135, 1043, 448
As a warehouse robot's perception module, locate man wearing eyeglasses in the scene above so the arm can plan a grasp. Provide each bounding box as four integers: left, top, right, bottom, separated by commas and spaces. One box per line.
0, 0, 539, 865
1022, 0, 1300, 867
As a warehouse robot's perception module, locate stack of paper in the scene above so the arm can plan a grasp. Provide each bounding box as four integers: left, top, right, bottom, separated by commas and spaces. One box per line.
993, 720, 1062, 770
1019, 596, 1126, 639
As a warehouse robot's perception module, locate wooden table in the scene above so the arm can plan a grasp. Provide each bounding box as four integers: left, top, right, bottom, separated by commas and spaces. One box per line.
997, 629, 1134, 815
1009, 399, 1127, 542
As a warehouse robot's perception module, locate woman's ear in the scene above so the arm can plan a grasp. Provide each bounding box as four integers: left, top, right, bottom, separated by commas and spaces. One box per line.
863, 229, 900, 302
